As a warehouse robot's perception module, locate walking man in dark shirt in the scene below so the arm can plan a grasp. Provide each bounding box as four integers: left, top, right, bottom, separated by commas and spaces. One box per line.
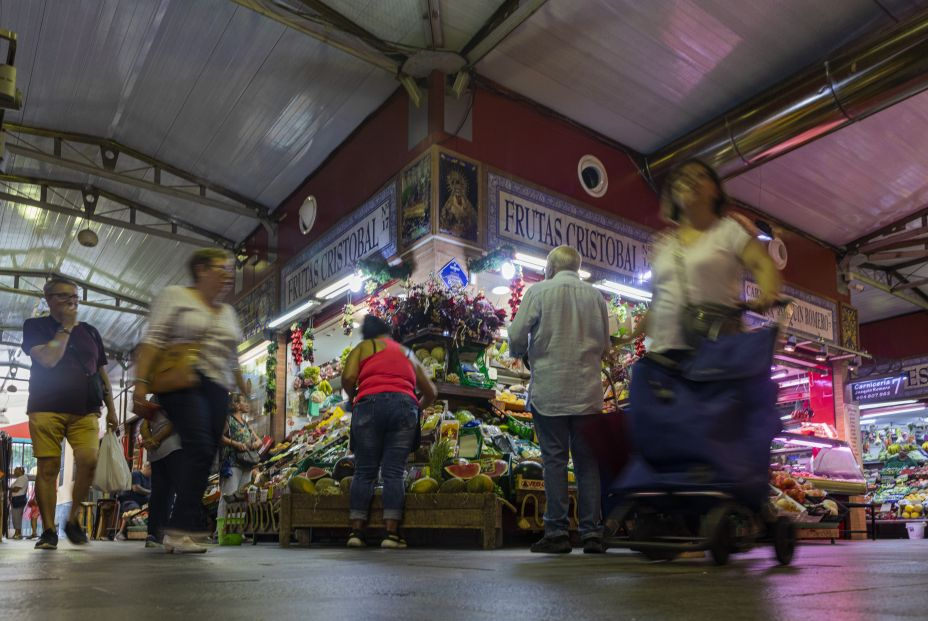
23, 276, 118, 550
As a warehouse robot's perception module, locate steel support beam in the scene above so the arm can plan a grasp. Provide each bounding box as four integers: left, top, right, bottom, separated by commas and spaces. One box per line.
231, 0, 399, 72
0, 268, 149, 310
0, 284, 146, 316
0, 175, 237, 248
461, 0, 549, 64
4, 124, 272, 227
848, 267, 928, 311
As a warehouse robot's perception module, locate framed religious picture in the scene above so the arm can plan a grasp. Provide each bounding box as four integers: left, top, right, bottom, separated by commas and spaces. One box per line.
399, 153, 432, 249
840, 303, 860, 351
437, 150, 481, 244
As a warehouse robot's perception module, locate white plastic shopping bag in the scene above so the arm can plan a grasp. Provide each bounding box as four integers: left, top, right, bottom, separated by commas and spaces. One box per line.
94, 430, 131, 493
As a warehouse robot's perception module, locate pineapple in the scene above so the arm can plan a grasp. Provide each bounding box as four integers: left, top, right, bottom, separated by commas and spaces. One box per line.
428, 438, 454, 482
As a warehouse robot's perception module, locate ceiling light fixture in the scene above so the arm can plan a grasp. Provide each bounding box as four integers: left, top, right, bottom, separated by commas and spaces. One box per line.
512, 252, 590, 279
268, 299, 320, 329
593, 280, 652, 302
859, 399, 918, 410
860, 406, 925, 419
815, 344, 828, 363
500, 261, 516, 280
491, 285, 510, 295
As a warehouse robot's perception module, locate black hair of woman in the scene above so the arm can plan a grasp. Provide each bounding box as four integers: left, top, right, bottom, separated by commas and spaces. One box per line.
660, 158, 726, 223
361, 315, 392, 340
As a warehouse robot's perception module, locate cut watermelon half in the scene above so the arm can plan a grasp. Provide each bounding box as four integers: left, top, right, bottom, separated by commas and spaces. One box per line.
481, 459, 510, 479
303, 466, 330, 481
444, 463, 481, 480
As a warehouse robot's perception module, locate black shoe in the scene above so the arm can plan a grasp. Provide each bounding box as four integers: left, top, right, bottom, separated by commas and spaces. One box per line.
583, 537, 605, 554
530, 534, 571, 554
35, 529, 58, 550
64, 520, 88, 545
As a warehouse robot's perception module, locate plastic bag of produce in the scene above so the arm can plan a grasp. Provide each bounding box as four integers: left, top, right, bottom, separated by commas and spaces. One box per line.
93, 430, 131, 493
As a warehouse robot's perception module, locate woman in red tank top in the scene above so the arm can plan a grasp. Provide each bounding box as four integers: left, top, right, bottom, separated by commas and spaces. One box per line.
341, 315, 437, 549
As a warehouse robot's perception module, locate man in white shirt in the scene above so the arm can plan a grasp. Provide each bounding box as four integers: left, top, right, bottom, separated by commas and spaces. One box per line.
509, 246, 611, 554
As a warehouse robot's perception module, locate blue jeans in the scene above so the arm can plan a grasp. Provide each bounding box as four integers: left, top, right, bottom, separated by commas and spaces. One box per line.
158, 376, 229, 533
349, 392, 419, 522
532, 413, 602, 539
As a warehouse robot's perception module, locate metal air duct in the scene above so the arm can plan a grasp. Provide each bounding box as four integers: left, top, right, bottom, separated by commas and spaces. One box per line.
646, 9, 928, 181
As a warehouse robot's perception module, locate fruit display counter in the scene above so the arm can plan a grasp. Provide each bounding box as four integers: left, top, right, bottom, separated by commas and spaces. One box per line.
769, 433, 866, 539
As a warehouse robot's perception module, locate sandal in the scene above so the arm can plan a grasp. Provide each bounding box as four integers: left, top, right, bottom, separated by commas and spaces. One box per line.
381, 533, 407, 549
346, 530, 367, 548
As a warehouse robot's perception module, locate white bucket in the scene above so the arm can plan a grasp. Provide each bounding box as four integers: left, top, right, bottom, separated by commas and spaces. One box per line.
906, 522, 926, 539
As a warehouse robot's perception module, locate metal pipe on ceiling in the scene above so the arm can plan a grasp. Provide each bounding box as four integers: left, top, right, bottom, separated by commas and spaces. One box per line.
646, 9, 928, 181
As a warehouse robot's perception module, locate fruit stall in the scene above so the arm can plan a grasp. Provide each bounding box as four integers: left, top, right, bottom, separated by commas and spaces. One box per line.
768, 430, 867, 540
861, 422, 928, 537
209, 273, 648, 548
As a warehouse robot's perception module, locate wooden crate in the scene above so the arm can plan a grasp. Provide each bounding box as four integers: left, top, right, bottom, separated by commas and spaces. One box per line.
279, 493, 503, 549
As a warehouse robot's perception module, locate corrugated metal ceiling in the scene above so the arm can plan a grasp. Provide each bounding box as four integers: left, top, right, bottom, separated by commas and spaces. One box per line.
2, 0, 927, 356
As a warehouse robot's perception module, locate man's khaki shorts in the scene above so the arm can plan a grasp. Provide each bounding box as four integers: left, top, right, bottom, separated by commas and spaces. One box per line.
28, 412, 101, 458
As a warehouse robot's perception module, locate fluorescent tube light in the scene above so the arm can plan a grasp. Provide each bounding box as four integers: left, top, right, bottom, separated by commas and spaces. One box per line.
239, 340, 272, 366
317, 273, 368, 299
268, 299, 320, 329
860, 406, 925, 419
491, 285, 510, 295
859, 399, 917, 410
593, 280, 652, 302
513, 252, 590, 279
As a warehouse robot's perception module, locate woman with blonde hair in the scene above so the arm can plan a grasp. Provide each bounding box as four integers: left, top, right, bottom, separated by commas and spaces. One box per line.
132, 248, 250, 553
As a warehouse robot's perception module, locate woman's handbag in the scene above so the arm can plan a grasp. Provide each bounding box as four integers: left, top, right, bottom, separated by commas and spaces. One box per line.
236, 448, 261, 467
150, 342, 201, 393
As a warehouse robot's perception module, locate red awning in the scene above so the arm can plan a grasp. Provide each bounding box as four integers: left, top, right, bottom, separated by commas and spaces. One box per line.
0, 421, 31, 440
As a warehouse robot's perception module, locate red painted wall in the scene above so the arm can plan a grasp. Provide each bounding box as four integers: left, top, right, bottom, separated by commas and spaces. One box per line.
444, 87, 662, 230
240, 80, 844, 305
860, 311, 928, 359
444, 87, 844, 302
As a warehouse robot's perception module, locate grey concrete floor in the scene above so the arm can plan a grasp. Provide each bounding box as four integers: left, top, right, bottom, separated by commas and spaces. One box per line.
1, 538, 926, 621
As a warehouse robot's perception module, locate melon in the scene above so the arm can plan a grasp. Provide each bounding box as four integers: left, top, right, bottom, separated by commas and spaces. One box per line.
409, 477, 440, 493
332, 457, 355, 481
315, 477, 338, 492
439, 478, 468, 493
288, 475, 316, 494
481, 459, 509, 479
319, 485, 341, 496
430, 346, 446, 362
303, 466, 330, 481
339, 476, 353, 494
466, 474, 494, 493
444, 462, 481, 480
513, 460, 543, 481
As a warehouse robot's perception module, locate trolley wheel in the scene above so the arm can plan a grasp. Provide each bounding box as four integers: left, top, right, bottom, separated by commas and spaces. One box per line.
773, 517, 796, 566
705, 504, 736, 566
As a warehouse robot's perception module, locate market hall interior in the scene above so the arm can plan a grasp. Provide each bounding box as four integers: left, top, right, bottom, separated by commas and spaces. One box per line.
4, 2, 928, 620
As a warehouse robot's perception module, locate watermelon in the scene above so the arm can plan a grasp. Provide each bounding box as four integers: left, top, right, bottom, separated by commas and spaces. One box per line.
481, 459, 509, 479
439, 478, 468, 493
303, 466, 330, 481
513, 461, 543, 480
288, 475, 316, 494
445, 462, 481, 480
409, 477, 440, 493
332, 456, 355, 481
466, 474, 494, 493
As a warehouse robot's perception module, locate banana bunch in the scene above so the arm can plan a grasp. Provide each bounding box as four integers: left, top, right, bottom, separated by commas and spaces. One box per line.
317, 379, 333, 396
